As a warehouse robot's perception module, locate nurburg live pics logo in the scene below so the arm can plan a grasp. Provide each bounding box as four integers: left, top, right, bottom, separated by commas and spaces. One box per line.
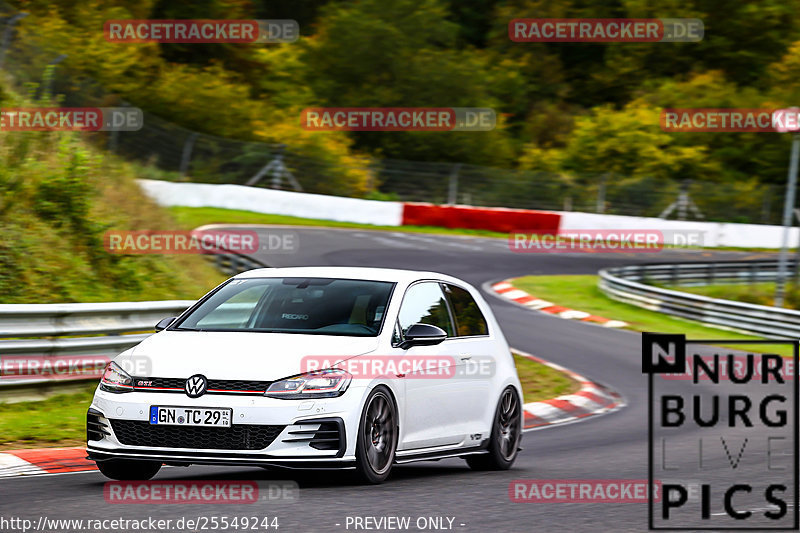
643, 332, 799, 530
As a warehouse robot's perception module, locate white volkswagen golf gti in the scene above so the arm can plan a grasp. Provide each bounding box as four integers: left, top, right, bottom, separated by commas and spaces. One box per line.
87, 267, 523, 483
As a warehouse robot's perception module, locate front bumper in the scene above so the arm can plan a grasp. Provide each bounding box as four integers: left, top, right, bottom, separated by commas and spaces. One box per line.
86, 386, 367, 469
85, 446, 356, 469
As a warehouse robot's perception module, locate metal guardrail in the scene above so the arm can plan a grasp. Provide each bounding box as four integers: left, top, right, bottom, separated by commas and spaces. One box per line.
598, 260, 800, 339
0, 307, 191, 389
0, 252, 269, 391
0, 301, 194, 338
606, 260, 798, 287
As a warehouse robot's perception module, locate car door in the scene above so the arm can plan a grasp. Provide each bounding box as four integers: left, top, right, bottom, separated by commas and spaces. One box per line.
392, 281, 465, 450
441, 282, 494, 441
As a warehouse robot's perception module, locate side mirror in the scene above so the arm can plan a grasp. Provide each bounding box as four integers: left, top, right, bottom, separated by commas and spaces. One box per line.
400, 323, 447, 349
155, 317, 177, 331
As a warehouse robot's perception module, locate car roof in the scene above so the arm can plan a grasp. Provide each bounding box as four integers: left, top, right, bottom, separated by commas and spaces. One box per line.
233, 266, 469, 286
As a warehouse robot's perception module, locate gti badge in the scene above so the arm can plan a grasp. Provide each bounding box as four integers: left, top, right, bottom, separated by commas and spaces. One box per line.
185, 374, 208, 398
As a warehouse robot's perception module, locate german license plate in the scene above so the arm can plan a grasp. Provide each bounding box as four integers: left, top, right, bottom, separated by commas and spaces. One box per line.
149, 406, 232, 427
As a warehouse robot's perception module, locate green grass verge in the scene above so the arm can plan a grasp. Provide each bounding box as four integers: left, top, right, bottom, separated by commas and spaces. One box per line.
169, 206, 508, 238
513, 353, 579, 403
0, 383, 95, 450
512, 275, 793, 357
0, 85, 227, 303
0, 356, 572, 449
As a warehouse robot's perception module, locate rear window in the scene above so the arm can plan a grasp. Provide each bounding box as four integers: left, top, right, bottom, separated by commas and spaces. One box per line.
444, 284, 489, 337
173, 277, 394, 336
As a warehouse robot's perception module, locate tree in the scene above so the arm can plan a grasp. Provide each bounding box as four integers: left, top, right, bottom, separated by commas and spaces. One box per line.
301, 0, 514, 165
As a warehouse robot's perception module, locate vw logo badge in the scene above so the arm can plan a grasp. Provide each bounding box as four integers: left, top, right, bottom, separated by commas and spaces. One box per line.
185, 374, 208, 398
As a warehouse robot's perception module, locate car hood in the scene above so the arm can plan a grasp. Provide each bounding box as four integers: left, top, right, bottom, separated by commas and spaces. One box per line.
116, 331, 380, 381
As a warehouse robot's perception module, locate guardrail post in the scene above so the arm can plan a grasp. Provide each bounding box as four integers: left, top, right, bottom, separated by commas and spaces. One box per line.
447, 163, 461, 205
0, 12, 27, 71
596, 173, 607, 214
775, 132, 800, 307
179, 132, 198, 178
41, 53, 67, 99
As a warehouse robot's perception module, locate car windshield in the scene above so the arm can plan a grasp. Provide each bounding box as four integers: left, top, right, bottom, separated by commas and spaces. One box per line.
173, 277, 395, 336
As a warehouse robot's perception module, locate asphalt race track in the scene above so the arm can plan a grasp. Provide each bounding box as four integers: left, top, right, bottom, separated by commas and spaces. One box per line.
0, 227, 785, 532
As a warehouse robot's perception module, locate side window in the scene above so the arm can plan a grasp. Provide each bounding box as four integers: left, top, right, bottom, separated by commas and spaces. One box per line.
398, 282, 455, 337
444, 284, 489, 336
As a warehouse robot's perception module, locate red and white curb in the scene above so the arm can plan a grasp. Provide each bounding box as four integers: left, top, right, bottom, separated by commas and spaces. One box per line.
515, 350, 624, 430
492, 280, 628, 328
0, 446, 95, 477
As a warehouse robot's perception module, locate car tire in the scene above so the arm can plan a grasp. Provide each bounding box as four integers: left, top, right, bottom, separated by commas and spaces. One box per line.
354, 386, 398, 484
96, 459, 162, 480
466, 386, 522, 471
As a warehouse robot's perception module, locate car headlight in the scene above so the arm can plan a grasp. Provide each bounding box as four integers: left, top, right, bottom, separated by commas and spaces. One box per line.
100, 361, 134, 393
265, 369, 351, 399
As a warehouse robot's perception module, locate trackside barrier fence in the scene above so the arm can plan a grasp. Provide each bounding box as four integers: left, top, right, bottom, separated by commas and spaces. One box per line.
598, 260, 800, 339
0, 252, 268, 391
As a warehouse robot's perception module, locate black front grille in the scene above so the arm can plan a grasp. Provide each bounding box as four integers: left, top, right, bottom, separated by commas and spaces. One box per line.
208, 379, 272, 393
134, 377, 183, 390
110, 420, 285, 450
132, 377, 271, 395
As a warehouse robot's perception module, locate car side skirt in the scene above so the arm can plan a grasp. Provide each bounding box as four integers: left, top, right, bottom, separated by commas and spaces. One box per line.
393, 442, 489, 464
